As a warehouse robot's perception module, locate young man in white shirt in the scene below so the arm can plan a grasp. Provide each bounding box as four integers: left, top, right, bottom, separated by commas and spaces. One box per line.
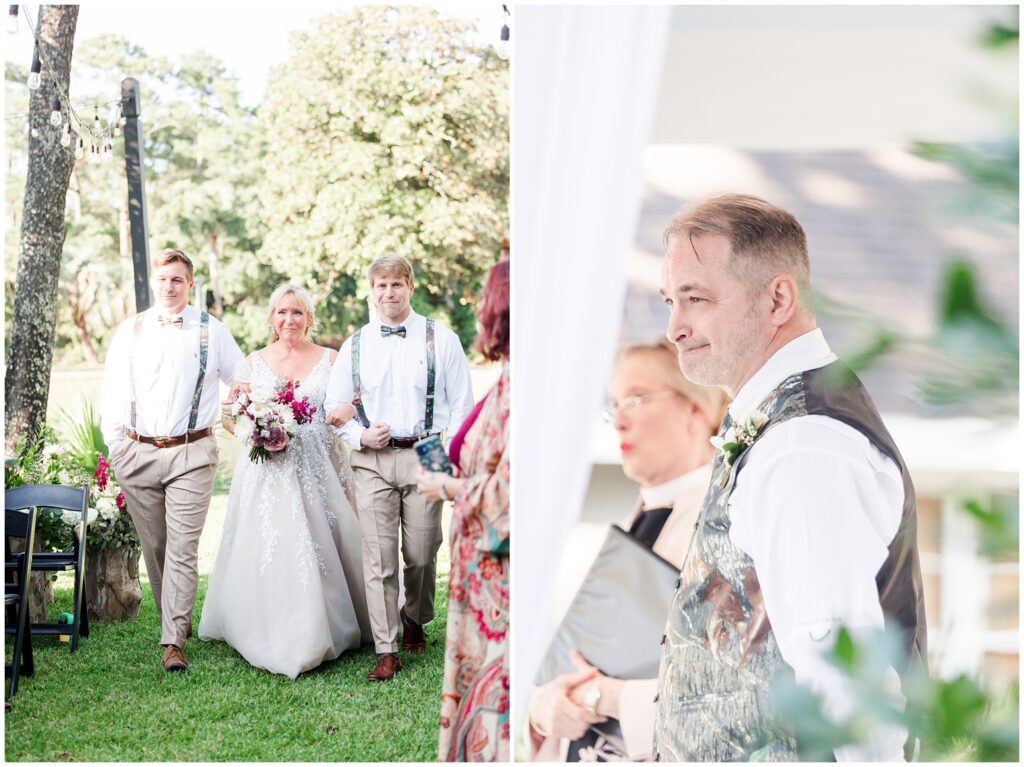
100, 249, 247, 672
650, 195, 926, 761
325, 255, 474, 681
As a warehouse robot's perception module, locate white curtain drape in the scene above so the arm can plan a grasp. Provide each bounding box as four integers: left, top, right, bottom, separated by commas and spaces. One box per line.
512, 4, 670, 739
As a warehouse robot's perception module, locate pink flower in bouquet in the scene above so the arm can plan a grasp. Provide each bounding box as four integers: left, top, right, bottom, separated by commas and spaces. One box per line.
94, 454, 110, 492
116, 491, 127, 511
264, 428, 290, 452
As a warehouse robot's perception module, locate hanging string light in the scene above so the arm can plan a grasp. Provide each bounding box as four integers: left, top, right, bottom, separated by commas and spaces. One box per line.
60, 121, 71, 147
497, 5, 510, 61
49, 95, 62, 125
74, 136, 84, 160
28, 45, 41, 89
7, 5, 17, 34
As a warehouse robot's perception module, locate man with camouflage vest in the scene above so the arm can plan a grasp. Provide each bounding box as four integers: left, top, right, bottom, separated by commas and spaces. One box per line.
652, 195, 926, 761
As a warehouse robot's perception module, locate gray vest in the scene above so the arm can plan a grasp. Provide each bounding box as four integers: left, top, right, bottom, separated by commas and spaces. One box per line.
652, 361, 927, 762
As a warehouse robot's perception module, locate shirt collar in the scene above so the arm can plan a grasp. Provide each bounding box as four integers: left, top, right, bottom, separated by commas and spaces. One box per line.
152, 304, 194, 323
376, 309, 419, 331
732, 328, 836, 411
639, 462, 713, 509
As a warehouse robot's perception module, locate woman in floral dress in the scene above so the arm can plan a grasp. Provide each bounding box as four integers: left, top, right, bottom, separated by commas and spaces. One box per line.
418, 259, 510, 761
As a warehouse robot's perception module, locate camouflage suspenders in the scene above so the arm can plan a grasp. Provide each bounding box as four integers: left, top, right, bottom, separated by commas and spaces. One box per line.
424, 319, 436, 432
128, 311, 209, 433
351, 328, 371, 428
351, 318, 436, 433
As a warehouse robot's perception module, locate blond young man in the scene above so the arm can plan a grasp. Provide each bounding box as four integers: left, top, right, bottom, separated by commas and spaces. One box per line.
100, 249, 247, 672
325, 255, 474, 681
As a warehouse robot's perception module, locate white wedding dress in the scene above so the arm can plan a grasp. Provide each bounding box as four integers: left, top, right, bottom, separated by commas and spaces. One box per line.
199, 349, 371, 678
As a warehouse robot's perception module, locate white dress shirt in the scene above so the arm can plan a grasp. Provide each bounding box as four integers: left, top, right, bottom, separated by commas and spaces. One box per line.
324, 310, 475, 450
100, 305, 246, 448
728, 328, 908, 762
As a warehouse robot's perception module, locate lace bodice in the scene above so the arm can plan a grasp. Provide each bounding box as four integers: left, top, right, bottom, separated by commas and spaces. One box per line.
250, 348, 332, 430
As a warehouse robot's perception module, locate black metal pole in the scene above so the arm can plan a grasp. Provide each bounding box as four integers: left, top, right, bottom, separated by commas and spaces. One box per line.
121, 77, 150, 312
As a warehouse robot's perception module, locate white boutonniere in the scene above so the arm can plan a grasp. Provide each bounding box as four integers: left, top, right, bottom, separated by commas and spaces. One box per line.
710, 405, 769, 484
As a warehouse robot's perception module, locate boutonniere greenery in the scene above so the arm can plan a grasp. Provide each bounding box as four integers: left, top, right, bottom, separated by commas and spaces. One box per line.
710, 406, 769, 484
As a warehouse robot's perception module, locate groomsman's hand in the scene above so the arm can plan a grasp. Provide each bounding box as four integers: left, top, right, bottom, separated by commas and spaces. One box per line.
360, 422, 390, 449
325, 404, 356, 427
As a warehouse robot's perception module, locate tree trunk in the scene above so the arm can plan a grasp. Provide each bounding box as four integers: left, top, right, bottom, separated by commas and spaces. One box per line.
85, 547, 142, 621
4, 5, 80, 455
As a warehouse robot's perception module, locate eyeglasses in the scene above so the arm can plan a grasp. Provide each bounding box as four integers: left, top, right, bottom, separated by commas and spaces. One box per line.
601, 390, 678, 423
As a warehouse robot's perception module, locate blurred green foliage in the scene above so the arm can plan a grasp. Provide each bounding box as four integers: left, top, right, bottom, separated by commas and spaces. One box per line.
4, 6, 508, 369
772, 627, 1019, 761
774, 11, 1019, 762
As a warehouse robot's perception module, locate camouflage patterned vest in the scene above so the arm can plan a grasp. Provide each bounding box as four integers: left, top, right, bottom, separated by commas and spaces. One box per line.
652, 361, 927, 762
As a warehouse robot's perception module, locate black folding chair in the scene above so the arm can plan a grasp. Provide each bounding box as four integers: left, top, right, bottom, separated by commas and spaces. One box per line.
4, 485, 90, 651
5, 506, 37, 697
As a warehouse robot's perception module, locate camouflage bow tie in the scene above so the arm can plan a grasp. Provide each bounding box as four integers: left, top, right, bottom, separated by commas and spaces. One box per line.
380, 325, 407, 338
158, 315, 183, 328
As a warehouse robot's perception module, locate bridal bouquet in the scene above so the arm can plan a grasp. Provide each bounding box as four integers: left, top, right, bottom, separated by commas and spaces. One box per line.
231, 381, 316, 463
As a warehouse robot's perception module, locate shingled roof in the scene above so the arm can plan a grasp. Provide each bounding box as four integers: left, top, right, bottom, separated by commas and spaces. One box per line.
620, 148, 1018, 417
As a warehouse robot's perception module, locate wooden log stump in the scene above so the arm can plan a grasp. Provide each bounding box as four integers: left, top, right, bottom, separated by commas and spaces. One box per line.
9, 538, 54, 622
85, 547, 142, 621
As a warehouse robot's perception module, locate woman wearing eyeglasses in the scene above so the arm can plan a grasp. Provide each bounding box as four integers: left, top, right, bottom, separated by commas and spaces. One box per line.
528, 338, 729, 762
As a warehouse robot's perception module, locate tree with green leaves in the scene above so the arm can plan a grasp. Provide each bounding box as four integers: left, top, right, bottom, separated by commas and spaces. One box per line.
257, 6, 509, 347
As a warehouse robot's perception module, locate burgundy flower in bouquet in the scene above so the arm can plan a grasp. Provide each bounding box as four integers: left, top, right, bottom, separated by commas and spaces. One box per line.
230, 381, 317, 463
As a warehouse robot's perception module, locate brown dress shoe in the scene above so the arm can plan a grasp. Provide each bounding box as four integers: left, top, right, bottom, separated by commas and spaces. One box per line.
400, 606, 426, 653
162, 645, 190, 672
367, 653, 401, 681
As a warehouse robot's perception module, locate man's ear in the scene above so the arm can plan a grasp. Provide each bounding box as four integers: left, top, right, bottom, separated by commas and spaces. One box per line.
768, 275, 799, 327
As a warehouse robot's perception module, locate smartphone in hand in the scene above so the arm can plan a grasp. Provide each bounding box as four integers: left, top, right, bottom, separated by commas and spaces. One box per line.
414, 434, 453, 475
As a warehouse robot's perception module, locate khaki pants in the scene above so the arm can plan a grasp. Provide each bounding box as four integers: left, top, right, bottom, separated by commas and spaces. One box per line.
350, 446, 443, 654
110, 436, 218, 648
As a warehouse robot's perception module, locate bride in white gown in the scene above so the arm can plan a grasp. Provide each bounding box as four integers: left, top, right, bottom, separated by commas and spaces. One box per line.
200, 284, 371, 678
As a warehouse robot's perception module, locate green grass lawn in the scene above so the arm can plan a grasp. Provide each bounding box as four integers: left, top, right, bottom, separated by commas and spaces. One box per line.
5, 490, 453, 762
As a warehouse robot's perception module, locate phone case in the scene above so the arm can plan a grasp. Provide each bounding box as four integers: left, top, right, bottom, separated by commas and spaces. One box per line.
414, 434, 453, 475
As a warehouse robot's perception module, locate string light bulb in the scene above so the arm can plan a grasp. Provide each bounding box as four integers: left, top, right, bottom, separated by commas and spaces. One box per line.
28, 49, 42, 89
497, 5, 510, 61
74, 137, 84, 160
92, 112, 101, 135
50, 95, 62, 125
30, 126, 38, 138
60, 123, 71, 147
7, 5, 17, 35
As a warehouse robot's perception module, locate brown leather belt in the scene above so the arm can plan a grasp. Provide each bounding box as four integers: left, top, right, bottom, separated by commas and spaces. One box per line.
126, 428, 212, 448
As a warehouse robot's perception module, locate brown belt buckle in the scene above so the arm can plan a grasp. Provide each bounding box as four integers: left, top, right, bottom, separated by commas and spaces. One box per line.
152, 435, 172, 448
